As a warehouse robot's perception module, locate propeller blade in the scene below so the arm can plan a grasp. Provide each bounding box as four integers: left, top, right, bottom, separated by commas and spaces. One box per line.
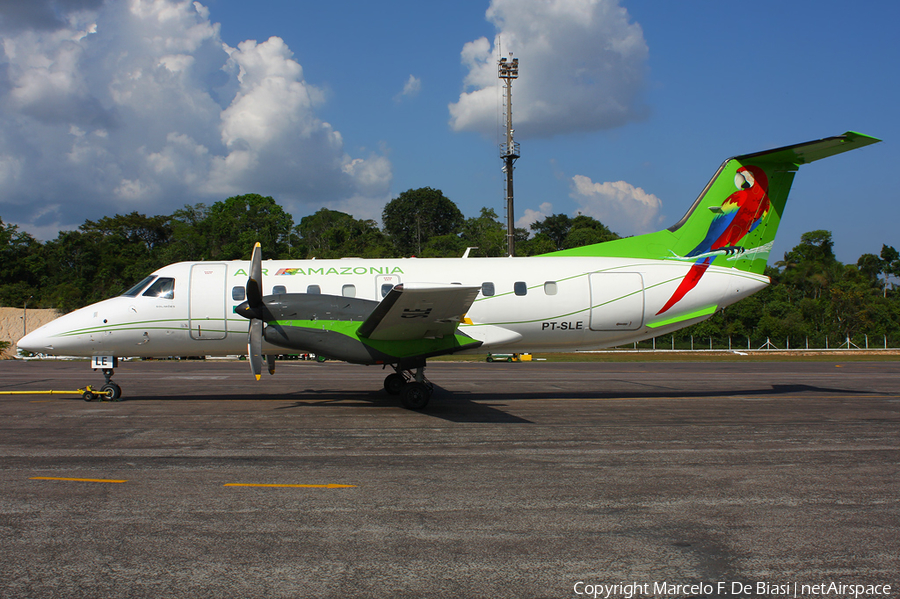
244, 242, 274, 380
248, 318, 263, 381
246, 242, 263, 309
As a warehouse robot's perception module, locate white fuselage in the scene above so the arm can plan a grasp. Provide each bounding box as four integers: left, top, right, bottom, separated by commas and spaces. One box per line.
18, 255, 769, 358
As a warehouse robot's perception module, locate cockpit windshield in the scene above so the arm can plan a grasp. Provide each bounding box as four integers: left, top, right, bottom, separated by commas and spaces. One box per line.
122, 275, 156, 297
142, 277, 175, 300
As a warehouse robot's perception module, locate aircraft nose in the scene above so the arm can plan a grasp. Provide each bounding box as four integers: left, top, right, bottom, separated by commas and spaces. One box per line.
17, 327, 53, 354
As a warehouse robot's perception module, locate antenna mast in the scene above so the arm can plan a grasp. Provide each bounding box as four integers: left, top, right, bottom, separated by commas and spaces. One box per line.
498, 54, 519, 256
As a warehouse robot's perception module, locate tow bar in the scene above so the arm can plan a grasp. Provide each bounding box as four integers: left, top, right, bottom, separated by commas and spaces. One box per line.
0, 386, 116, 401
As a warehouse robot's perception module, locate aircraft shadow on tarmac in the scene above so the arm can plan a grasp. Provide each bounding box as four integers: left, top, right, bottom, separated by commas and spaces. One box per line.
271, 386, 534, 423
113, 385, 532, 423
117, 381, 880, 424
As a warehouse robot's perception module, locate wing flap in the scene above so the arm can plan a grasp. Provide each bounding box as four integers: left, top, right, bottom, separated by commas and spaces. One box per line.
357, 283, 481, 341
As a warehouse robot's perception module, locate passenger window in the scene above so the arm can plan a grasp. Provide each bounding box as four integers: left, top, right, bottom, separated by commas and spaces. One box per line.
272, 285, 286, 296
342, 284, 356, 298
143, 277, 175, 299
307, 285, 321, 294
544, 281, 558, 295
381, 283, 395, 298
514, 281, 527, 296
481, 282, 495, 297
123, 275, 156, 297
232, 286, 245, 301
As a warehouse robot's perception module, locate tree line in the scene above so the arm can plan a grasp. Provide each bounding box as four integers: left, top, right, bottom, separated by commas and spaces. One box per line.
684, 230, 900, 348
0, 188, 618, 311
2, 188, 898, 346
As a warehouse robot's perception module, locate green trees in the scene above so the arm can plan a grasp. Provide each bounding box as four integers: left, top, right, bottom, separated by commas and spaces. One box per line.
0, 219, 42, 307
878, 245, 900, 300
382, 187, 464, 256
684, 231, 900, 347
525, 213, 620, 253
164, 204, 210, 263
204, 194, 294, 260
5, 188, 626, 311
460, 208, 507, 257
295, 208, 392, 259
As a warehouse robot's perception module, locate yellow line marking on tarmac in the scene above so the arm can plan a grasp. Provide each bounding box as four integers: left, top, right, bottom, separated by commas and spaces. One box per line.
30, 477, 128, 483
224, 483, 357, 488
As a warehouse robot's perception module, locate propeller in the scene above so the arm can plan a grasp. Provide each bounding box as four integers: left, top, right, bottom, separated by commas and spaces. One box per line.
244, 243, 275, 380
248, 318, 263, 380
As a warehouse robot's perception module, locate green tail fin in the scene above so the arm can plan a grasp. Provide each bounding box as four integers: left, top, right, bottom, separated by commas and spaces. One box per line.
546, 131, 881, 273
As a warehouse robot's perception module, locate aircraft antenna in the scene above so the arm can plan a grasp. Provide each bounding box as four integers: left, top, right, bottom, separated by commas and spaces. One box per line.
498, 54, 519, 256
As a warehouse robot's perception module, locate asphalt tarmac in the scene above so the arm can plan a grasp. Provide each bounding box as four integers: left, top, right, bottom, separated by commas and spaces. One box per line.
0, 358, 897, 599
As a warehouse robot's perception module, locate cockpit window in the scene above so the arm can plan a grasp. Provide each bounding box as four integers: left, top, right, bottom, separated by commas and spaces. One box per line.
142, 277, 175, 299
122, 275, 156, 297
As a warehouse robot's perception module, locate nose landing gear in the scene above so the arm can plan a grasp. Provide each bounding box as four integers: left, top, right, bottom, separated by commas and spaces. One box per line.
98, 368, 122, 401
86, 357, 123, 401
82, 370, 122, 402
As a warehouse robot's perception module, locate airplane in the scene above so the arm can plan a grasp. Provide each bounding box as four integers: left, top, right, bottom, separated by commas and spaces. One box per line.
17, 131, 881, 409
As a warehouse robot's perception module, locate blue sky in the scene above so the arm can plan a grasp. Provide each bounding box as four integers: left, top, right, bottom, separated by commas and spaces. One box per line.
0, 0, 896, 264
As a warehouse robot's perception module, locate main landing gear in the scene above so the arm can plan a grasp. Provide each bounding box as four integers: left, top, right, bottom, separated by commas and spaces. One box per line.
383, 364, 432, 410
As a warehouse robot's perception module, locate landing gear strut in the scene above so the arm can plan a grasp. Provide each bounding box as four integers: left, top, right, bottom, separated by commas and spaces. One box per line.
83, 361, 122, 402
383, 364, 432, 410
98, 369, 122, 401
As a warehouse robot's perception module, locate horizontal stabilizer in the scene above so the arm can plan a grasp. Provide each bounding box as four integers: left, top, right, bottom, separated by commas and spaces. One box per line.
736, 131, 881, 166
357, 283, 481, 341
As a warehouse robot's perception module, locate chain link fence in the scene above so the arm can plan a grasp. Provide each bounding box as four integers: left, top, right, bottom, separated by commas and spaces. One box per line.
624, 334, 899, 351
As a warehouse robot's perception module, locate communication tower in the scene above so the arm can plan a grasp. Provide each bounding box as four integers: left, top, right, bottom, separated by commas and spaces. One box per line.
499, 55, 519, 256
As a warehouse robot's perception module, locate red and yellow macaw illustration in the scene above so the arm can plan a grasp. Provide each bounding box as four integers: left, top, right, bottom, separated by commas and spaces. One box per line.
657, 165, 770, 315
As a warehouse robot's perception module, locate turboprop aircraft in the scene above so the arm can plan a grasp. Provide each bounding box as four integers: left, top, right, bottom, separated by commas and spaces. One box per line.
18, 132, 880, 409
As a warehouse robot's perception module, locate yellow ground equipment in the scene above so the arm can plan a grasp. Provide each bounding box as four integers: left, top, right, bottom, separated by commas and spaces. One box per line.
485, 353, 533, 363
0, 386, 117, 401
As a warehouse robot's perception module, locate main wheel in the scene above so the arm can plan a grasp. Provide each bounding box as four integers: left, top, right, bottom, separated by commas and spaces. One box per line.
384, 373, 405, 395
400, 382, 431, 410
101, 383, 122, 401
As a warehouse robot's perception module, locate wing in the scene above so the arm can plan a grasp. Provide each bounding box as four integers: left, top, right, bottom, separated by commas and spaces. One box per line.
357, 283, 481, 341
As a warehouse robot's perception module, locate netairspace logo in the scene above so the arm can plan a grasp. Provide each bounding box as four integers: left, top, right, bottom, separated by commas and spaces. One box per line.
572, 580, 894, 598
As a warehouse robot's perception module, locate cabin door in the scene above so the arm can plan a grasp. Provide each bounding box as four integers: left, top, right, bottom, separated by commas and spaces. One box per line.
588, 272, 645, 331
189, 263, 228, 340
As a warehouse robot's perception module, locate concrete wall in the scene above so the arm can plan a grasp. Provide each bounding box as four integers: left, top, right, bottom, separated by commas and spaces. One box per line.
0, 307, 61, 359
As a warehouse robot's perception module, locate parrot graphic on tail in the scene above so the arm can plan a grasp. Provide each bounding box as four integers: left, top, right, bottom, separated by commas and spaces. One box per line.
657, 165, 770, 315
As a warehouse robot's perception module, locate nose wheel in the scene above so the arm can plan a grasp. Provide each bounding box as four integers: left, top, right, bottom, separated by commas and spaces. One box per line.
100, 382, 122, 401
84, 368, 122, 401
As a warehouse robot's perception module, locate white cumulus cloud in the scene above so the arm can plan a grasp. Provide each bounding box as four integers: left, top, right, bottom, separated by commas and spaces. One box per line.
515, 201, 554, 230
569, 175, 663, 235
449, 0, 649, 139
0, 0, 391, 236
394, 74, 421, 102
